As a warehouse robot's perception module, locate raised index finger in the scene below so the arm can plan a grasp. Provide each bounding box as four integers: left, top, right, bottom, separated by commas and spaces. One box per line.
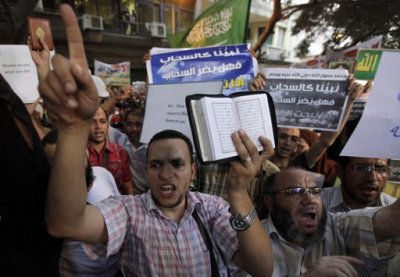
59, 4, 88, 70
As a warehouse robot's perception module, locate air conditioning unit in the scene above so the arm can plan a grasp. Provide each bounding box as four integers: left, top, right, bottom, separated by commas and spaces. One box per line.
146, 22, 167, 38
82, 14, 104, 31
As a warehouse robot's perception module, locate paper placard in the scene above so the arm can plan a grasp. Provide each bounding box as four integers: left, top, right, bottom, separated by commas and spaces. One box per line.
140, 81, 223, 144
0, 45, 40, 103
341, 51, 400, 159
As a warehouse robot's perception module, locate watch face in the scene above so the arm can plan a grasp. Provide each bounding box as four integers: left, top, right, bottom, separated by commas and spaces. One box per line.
231, 216, 249, 231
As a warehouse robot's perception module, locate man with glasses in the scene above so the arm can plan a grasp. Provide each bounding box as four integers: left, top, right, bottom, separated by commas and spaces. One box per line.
321, 156, 397, 276
262, 167, 400, 277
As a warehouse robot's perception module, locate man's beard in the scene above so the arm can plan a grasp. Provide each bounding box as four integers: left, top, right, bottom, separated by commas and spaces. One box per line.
271, 201, 327, 247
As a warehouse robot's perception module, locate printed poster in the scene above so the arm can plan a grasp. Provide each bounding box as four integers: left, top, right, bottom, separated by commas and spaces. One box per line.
146, 44, 257, 95
263, 68, 348, 131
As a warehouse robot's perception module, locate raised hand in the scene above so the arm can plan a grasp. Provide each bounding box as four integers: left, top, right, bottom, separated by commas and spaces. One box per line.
346, 74, 363, 101
38, 4, 98, 128
227, 130, 274, 193
28, 36, 51, 81
249, 72, 267, 91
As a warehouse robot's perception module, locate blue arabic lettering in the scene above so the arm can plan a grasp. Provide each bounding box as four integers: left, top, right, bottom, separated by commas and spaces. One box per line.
391, 126, 400, 137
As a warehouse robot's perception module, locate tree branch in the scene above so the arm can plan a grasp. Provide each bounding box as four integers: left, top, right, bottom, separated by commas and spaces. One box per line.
251, 0, 282, 53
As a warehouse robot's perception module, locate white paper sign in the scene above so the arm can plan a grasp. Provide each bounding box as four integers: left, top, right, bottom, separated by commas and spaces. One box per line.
0, 45, 40, 103
141, 81, 223, 144
341, 51, 400, 159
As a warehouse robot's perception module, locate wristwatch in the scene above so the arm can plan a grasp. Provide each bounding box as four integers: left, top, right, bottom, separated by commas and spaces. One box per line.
229, 205, 257, 231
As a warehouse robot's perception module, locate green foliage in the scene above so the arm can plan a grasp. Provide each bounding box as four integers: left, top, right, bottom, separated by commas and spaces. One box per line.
291, 0, 400, 57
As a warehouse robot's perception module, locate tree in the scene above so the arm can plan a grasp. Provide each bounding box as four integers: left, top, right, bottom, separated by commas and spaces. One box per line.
252, 0, 400, 58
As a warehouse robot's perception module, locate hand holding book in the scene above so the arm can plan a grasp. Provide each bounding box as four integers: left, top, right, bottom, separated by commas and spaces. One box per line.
186, 92, 277, 163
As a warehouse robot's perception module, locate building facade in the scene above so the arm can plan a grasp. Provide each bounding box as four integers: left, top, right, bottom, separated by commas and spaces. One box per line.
33, 0, 196, 81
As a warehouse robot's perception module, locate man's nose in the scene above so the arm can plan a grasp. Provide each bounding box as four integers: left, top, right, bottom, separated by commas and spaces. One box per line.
160, 164, 173, 179
301, 191, 318, 205
365, 168, 378, 180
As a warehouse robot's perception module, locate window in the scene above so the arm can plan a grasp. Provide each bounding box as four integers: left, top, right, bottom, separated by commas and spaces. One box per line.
276, 26, 286, 48
258, 27, 273, 45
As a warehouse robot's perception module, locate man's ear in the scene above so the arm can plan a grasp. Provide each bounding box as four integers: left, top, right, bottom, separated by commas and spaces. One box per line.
191, 162, 197, 180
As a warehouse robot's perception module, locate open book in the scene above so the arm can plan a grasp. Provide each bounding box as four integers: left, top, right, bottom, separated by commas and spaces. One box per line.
186, 92, 277, 163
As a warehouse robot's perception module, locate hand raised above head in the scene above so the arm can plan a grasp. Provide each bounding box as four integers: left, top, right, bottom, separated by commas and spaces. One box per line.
38, 4, 98, 128
346, 74, 363, 101
227, 130, 274, 193
28, 36, 51, 81
249, 73, 267, 91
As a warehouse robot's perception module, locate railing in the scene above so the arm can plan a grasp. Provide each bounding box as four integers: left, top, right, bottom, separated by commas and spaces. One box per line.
33, 7, 152, 38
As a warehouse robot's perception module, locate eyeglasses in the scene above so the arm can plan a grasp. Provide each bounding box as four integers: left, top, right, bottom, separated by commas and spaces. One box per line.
270, 187, 322, 197
352, 163, 390, 174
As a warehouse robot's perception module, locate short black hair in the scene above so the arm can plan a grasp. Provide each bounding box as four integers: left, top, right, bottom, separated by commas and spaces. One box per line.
123, 107, 144, 123
85, 165, 95, 188
147, 129, 194, 163
263, 171, 279, 195
42, 129, 58, 146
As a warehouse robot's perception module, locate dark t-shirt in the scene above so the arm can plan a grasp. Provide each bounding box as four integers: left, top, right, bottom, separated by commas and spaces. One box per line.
0, 74, 62, 276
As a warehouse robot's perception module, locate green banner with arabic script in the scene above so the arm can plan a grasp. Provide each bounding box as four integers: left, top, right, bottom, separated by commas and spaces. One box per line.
168, 0, 251, 48
354, 49, 383, 80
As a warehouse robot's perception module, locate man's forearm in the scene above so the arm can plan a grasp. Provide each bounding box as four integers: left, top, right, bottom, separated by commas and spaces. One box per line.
229, 191, 273, 277
45, 124, 90, 237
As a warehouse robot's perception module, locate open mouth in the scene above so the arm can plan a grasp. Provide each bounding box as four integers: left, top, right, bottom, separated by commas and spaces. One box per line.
160, 184, 176, 196
297, 208, 318, 228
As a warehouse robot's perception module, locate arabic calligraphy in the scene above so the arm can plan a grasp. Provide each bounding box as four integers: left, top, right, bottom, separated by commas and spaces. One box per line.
391, 126, 400, 137
356, 52, 380, 72
186, 7, 233, 45
159, 47, 242, 65
268, 82, 340, 93
198, 62, 242, 76
160, 52, 212, 65
161, 62, 243, 80
224, 77, 245, 89
296, 98, 335, 107
276, 109, 339, 120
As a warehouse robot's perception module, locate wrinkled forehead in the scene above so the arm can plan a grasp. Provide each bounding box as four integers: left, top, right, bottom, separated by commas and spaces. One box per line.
275, 168, 316, 190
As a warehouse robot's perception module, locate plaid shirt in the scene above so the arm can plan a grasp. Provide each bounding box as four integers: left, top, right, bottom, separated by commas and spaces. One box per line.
87, 141, 132, 192
321, 186, 398, 276
83, 191, 239, 276
262, 207, 400, 277
193, 159, 279, 220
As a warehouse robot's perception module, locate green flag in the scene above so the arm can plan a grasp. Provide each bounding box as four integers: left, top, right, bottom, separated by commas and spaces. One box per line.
354, 49, 383, 80
168, 0, 251, 48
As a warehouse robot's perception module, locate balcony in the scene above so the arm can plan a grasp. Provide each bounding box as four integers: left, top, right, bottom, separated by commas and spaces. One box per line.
32, 7, 169, 71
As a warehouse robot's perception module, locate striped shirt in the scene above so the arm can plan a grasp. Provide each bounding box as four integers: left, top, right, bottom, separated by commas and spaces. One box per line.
262, 207, 400, 277
83, 191, 240, 276
321, 186, 397, 276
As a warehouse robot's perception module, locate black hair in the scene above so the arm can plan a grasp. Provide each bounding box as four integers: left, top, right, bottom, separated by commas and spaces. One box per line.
147, 129, 194, 163
42, 129, 58, 146
85, 164, 95, 188
123, 107, 144, 123
263, 171, 279, 195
